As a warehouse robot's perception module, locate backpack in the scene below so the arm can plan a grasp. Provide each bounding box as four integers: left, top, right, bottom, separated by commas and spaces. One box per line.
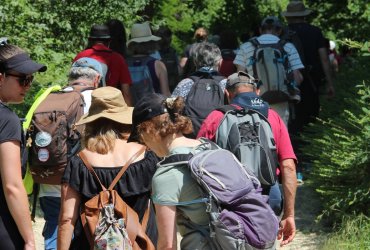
27, 85, 91, 185
250, 38, 292, 104
127, 56, 156, 105
280, 27, 306, 67
184, 72, 225, 138
159, 47, 180, 92
215, 105, 278, 187
219, 49, 237, 77
158, 140, 279, 249
79, 148, 155, 250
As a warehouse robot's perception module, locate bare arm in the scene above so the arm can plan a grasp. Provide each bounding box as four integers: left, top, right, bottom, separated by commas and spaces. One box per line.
155, 60, 171, 97
179, 57, 188, 69
318, 47, 335, 97
292, 69, 303, 85
278, 158, 297, 246
0, 141, 35, 249
155, 204, 177, 250
120, 83, 133, 107
57, 183, 81, 250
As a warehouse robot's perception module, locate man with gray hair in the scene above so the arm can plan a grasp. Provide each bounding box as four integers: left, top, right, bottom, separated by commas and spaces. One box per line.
36, 57, 102, 250
172, 42, 226, 137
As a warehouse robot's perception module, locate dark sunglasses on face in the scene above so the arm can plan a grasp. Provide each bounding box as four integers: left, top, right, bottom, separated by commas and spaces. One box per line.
5, 72, 34, 87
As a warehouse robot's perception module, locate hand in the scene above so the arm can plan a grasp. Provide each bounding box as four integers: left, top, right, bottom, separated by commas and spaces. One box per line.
277, 216, 296, 247
326, 85, 335, 99
24, 241, 36, 250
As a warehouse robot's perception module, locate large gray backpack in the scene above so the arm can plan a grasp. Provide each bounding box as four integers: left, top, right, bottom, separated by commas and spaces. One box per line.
216, 105, 278, 187
158, 140, 279, 249
249, 38, 292, 104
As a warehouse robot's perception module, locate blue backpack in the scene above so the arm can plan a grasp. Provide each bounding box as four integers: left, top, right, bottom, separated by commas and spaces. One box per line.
127, 56, 156, 105
158, 140, 278, 249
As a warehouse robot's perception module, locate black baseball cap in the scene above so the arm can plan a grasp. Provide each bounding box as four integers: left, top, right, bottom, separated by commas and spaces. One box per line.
1, 53, 47, 74
128, 93, 168, 143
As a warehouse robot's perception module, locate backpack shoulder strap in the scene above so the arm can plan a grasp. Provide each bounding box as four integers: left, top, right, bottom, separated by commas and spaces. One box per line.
78, 151, 107, 191
188, 74, 201, 83
23, 85, 62, 130
249, 37, 260, 47
216, 104, 238, 113
79, 147, 146, 191
197, 138, 219, 150
211, 74, 225, 84
108, 146, 146, 190
159, 153, 192, 166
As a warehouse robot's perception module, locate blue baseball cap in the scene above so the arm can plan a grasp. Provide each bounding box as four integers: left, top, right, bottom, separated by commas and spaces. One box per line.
71, 57, 103, 76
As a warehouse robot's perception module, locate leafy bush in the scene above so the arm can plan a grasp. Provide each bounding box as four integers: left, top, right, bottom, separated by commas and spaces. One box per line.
301, 55, 370, 222
322, 214, 370, 250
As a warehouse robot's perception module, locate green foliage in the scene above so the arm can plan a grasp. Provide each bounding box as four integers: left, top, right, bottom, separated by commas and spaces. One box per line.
2, 0, 368, 116
301, 54, 370, 222
154, 0, 225, 52
1, 0, 148, 116
308, 0, 370, 42
321, 214, 370, 250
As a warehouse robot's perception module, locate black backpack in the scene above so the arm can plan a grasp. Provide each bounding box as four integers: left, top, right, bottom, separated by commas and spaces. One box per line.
159, 47, 180, 92
184, 71, 225, 138
280, 27, 306, 66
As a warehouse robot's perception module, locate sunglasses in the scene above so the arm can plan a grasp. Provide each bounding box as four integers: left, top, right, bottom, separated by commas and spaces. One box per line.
5, 72, 34, 87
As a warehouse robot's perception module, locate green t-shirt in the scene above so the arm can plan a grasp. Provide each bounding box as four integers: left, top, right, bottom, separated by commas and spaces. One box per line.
152, 145, 213, 249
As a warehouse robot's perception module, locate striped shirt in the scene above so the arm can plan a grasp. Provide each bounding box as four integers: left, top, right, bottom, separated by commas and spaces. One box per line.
233, 34, 304, 74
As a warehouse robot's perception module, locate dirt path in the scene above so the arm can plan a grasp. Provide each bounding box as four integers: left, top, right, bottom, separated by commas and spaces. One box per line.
32, 183, 329, 249
276, 183, 329, 250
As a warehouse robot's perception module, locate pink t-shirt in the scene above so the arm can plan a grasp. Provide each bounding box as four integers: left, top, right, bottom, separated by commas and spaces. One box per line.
197, 107, 296, 175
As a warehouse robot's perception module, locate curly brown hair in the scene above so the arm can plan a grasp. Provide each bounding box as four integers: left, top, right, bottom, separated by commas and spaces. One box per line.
137, 97, 193, 142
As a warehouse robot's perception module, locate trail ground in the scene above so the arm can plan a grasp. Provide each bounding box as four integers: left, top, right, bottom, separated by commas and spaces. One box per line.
33, 181, 330, 249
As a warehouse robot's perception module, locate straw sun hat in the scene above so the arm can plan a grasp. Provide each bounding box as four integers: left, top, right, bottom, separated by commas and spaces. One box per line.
282, 1, 312, 17
127, 22, 161, 46
76, 86, 133, 125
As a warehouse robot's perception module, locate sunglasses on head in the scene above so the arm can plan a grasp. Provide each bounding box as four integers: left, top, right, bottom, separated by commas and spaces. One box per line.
5, 72, 34, 87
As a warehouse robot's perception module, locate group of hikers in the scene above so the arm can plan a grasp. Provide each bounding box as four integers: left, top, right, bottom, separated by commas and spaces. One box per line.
0, 1, 337, 250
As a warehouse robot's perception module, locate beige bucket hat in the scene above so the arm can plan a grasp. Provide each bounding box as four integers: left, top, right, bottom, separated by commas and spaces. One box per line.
76, 86, 133, 125
282, 1, 312, 17
127, 22, 161, 46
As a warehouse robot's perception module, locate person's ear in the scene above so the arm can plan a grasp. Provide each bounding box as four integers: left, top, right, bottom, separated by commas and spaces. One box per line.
94, 75, 101, 88
217, 59, 222, 71
256, 88, 261, 96
225, 89, 232, 103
